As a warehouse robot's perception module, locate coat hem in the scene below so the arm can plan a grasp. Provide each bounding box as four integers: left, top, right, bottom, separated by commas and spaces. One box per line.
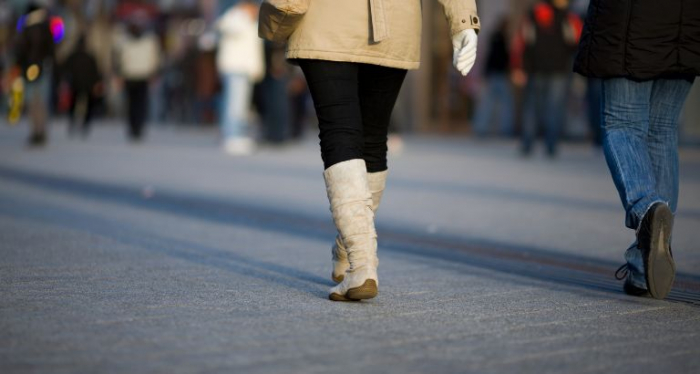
286, 49, 420, 70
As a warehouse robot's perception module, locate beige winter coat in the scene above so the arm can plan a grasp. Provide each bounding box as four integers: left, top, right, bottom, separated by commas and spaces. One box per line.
286, 0, 480, 70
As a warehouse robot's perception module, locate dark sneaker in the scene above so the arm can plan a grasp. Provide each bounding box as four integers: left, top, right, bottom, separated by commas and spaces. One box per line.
615, 245, 650, 297
637, 202, 675, 299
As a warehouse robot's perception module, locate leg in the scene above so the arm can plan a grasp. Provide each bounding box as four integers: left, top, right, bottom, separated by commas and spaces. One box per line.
521, 76, 542, 155
494, 74, 515, 137
472, 76, 497, 137
638, 79, 693, 298
26, 80, 48, 146
300, 60, 377, 300
647, 79, 694, 214
587, 78, 604, 147
544, 74, 568, 157
299, 60, 363, 169
134, 81, 149, 139
125, 81, 139, 139
219, 74, 233, 139
601, 78, 661, 230
220, 74, 254, 154
68, 89, 79, 135
602, 78, 674, 299
82, 92, 94, 136
328, 64, 405, 283
358, 63, 407, 173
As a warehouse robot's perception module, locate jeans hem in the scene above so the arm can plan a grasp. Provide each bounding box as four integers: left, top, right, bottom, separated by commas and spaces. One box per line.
632, 199, 668, 233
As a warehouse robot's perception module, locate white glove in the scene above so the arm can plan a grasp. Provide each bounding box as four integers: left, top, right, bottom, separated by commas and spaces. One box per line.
452, 29, 478, 76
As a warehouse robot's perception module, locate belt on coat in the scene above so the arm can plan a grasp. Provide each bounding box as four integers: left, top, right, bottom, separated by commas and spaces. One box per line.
370, 0, 389, 42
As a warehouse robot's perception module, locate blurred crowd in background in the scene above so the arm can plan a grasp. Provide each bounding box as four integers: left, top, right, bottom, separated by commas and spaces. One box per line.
1, 0, 699, 154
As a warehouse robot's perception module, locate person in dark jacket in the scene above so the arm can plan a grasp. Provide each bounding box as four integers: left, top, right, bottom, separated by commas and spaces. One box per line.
574, 0, 699, 300
472, 16, 514, 138
63, 36, 102, 137
15, 3, 55, 147
512, 0, 582, 157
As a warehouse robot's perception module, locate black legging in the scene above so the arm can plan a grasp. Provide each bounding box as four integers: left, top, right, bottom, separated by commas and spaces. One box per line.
125, 80, 149, 140
299, 60, 407, 172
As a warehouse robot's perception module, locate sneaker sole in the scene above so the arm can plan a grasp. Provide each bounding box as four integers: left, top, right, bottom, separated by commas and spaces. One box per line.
645, 205, 675, 299
329, 279, 378, 302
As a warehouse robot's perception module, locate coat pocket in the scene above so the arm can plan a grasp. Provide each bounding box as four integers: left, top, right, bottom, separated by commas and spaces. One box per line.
258, 0, 310, 43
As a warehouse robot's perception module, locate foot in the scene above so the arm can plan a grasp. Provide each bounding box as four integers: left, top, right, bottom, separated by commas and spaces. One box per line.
329, 170, 387, 284
329, 267, 378, 301
331, 236, 349, 283
329, 280, 377, 301
27, 133, 47, 147
615, 245, 650, 297
637, 203, 675, 299
332, 236, 381, 284
322, 160, 380, 302
223, 137, 255, 156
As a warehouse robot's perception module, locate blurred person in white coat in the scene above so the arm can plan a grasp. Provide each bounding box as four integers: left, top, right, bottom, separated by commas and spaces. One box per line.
115, 17, 160, 141
216, 0, 265, 155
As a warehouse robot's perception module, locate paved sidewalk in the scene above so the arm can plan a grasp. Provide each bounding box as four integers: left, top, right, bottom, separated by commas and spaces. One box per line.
1, 123, 699, 373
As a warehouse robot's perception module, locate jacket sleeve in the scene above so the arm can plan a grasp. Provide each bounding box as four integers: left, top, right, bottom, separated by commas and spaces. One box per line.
435, 0, 481, 36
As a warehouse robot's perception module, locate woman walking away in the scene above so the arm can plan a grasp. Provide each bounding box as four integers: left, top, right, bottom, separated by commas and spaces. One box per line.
260, 0, 481, 301
574, 0, 700, 299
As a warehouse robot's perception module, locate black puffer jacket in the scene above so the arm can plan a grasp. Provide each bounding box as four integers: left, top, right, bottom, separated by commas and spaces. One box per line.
574, 0, 700, 80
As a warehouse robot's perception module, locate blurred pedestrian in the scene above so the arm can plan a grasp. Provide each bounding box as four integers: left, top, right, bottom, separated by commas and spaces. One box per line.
15, 3, 55, 147
115, 17, 160, 142
472, 16, 514, 138
512, 0, 582, 157
260, 0, 480, 301
585, 77, 602, 148
259, 40, 291, 144
194, 33, 219, 125
574, 0, 699, 299
216, 0, 265, 155
63, 36, 102, 138
288, 66, 309, 141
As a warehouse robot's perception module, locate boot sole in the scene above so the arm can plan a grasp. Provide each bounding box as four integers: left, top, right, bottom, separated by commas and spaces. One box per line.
644, 205, 675, 299
329, 279, 378, 302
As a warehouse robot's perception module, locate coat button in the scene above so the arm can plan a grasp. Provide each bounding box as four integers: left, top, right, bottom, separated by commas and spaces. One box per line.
473, 17, 479, 25
462, 19, 466, 23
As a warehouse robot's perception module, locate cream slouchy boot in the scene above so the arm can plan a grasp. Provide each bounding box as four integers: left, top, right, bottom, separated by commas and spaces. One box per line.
324, 159, 378, 301
331, 170, 387, 283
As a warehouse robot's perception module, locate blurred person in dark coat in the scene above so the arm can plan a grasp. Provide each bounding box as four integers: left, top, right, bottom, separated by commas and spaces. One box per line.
472, 16, 514, 138
114, 18, 160, 142
259, 41, 291, 144
512, 0, 582, 157
288, 67, 309, 141
15, 2, 55, 147
575, 0, 699, 299
63, 36, 102, 138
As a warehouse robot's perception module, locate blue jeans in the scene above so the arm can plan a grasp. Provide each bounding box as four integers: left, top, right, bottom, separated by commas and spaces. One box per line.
521, 74, 569, 156
601, 77, 694, 230
220, 73, 252, 140
472, 73, 514, 137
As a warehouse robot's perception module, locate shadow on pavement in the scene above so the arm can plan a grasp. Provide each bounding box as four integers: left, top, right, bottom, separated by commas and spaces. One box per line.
1, 166, 699, 306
